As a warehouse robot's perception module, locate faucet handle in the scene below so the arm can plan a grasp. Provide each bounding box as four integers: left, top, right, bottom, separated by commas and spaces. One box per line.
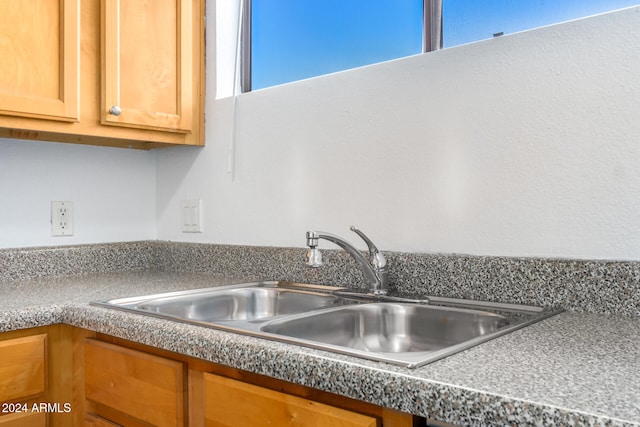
349, 226, 386, 269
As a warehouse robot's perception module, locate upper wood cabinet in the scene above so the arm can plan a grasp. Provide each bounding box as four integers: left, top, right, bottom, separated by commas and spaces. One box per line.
0, 0, 204, 149
0, 0, 79, 122
101, 0, 193, 133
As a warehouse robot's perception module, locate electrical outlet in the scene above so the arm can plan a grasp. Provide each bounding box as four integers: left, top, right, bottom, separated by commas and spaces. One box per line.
182, 199, 202, 233
51, 201, 74, 236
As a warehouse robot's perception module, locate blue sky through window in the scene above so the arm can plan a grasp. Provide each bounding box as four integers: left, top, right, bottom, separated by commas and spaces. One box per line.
443, 0, 640, 47
250, 0, 640, 91
251, 0, 423, 90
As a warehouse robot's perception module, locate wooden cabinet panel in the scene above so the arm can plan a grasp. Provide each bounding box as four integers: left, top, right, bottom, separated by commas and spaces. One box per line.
0, 325, 83, 427
0, 0, 79, 121
0, 334, 46, 402
0, 412, 46, 427
0, 0, 204, 149
85, 413, 122, 427
203, 373, 378, 427
101, 0, 192, 132
85, 339, 186, 427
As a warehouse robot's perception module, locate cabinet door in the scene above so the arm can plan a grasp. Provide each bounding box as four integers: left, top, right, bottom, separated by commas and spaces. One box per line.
85, 339, 186, 427
0, 412, 46, 427
204, 373, 378, 427
101, 0, 193, 133
0, 0, 79, 121
0, 334, 46, 402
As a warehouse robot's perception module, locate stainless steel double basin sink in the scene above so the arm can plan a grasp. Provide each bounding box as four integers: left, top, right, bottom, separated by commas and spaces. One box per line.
93, 281, 561, 368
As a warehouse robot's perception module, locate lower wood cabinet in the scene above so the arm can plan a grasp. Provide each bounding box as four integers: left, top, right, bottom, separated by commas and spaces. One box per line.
0, 325, 77, 427
0, 334, 46, 403
0, 326, 423, 427
203, 373, 378, 427
86, 335, 423, 427
84, 339, 187, 427
0, 412, 46, 427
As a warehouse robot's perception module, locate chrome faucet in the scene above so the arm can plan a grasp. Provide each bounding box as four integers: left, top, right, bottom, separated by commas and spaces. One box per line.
305, 226, 388, 295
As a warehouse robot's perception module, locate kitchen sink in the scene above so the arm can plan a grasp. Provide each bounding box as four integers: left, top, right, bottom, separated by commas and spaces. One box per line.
93, 281, 561, 368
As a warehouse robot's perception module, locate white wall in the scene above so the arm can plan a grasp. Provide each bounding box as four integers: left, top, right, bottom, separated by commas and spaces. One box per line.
156, 4, 640, 261
0, 140, 156, 249
4, 4, 635, 260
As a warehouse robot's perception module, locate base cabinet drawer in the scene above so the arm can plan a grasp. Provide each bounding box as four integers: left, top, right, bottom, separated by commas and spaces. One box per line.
203, 373, 378, 427
0, 334, 46, 402
84, 339, 186, 427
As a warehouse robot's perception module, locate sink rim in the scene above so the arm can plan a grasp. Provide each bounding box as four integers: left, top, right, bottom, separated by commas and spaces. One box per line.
91, 281, 563, 368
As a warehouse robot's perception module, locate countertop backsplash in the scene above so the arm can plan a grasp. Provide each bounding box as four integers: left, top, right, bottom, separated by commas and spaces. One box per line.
1, 240, 638, 317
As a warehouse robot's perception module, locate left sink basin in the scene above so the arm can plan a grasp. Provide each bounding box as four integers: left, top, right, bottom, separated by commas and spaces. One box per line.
94, 281, 347, 322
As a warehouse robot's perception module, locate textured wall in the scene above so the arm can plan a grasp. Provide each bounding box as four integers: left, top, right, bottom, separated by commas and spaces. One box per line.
156, 5, 640, 260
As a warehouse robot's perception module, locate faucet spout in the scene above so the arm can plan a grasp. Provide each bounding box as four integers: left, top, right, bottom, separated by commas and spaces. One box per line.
305, 227, 388, 295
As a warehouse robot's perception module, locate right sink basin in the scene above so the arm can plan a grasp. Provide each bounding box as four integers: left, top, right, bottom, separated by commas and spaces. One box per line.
259, 294, 562, 368
261, 303, 511, 354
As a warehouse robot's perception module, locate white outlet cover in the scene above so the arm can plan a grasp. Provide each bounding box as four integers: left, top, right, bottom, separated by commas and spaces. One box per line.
51, 201, 74, 236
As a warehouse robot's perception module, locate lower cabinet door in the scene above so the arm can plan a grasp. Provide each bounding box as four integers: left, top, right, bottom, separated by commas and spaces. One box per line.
0, 412, 46, 427
0, 334, 46, 402
84, 339, 186, 427
203, 373, 377, 427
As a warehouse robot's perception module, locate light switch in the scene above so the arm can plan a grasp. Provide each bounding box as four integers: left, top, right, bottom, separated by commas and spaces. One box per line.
182, 199, 202, 233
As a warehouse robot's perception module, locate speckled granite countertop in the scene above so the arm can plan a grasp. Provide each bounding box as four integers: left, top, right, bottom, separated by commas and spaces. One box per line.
1, 271, 638, 427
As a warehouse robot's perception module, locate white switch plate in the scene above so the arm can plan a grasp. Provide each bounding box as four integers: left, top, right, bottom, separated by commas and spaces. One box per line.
182, 199, 202, 233
51, 201, 74, 236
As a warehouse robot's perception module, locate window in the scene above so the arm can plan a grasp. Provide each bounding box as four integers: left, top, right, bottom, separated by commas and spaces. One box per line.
242, 0, 640, 92
244, 0, 423, 92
